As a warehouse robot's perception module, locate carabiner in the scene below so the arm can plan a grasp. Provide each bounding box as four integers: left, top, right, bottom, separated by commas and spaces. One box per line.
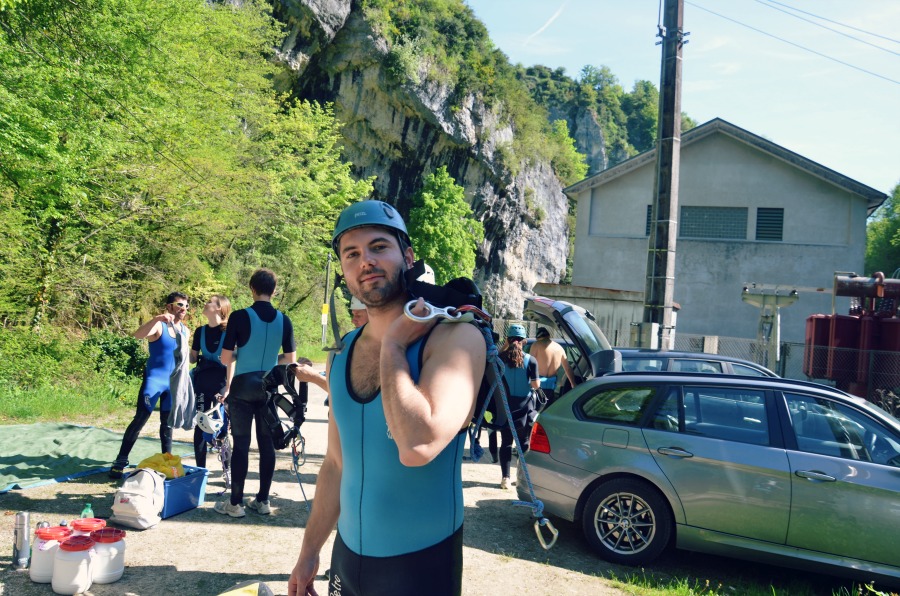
534, 517, 559, 550
403, 300, 463, 323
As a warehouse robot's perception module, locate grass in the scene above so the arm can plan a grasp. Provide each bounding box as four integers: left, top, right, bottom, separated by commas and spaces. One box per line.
0, 377, 142, 428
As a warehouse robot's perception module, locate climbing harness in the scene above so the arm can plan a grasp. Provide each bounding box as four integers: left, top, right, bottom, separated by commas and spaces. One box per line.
403, 299, 559, 550
262, 364, 311, 512
195, 396, 232, 493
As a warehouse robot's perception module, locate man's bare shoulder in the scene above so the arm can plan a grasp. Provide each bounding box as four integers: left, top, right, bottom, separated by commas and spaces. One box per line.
429, 321, 486, 353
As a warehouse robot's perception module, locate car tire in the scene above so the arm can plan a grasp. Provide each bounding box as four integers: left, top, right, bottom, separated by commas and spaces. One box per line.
581, 478, 672, 566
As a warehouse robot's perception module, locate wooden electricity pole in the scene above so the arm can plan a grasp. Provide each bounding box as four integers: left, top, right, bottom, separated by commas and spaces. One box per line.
641, 0, 686, 349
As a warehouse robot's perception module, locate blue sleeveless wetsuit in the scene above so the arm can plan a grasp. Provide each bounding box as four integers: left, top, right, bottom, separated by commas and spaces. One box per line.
503, 353, 537, 427
328, 326, 466, 595
139, 324, 181, 412
193, 325, 226, 403
233, 309, 283, 379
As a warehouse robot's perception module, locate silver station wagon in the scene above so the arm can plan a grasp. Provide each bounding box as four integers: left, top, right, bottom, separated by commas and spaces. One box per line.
518, 372, 900, 587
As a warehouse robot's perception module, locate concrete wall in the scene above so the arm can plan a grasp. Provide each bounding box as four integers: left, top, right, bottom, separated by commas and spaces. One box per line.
570, 132, 868, 344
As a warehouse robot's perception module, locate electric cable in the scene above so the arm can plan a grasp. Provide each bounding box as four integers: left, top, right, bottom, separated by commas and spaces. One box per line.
762, 0, 900, 46
687, 1, 900, 86
755, 0, 900, 57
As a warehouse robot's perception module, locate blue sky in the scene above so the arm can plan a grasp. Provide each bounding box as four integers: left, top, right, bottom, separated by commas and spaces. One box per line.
465, 0, 899, 196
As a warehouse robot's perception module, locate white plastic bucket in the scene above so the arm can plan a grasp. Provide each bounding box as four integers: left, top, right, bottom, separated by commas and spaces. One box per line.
30, 526, 73, 583
51, 535, 94, 595
90, 528, 126, 584
69, 517, 105, 536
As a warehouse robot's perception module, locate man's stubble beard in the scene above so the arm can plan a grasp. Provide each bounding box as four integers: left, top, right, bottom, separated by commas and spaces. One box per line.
352, 264, 407, 310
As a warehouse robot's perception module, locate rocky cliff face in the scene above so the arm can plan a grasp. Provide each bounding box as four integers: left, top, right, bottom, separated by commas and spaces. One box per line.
272, 0, 569, 317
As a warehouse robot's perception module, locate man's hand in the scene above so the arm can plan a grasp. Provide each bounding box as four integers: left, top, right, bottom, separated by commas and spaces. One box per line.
292, 362, 322, 384
287, 553, 320, 596
156, 312, 175, 324
383, 298, 437, 351
216, 390, 228, 403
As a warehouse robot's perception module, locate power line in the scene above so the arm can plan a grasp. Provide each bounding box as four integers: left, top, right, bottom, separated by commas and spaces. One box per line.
686, 1, 900, 86
755, 0, 900, 58
763, 0, 900, 46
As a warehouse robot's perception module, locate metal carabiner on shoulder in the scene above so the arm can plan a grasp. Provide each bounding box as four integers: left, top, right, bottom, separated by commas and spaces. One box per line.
403, 300, 463, 323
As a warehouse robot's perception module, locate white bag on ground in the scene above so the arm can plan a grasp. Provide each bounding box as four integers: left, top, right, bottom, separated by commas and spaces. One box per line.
110, 468, 165, 529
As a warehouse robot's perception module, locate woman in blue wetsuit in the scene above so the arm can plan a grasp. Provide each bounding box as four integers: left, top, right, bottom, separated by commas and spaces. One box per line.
190, 294, 231, 469
498, 324, 540, 489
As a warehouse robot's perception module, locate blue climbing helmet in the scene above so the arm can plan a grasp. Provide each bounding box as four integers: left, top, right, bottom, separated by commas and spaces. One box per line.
332, 200, 410, 255
506, 324, 527, 340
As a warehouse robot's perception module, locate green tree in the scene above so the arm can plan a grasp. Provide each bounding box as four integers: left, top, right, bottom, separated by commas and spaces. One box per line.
0, 0, 370, 337
622, 80, 659, 153
865, 183, 900, 276
408, 167, 484, 284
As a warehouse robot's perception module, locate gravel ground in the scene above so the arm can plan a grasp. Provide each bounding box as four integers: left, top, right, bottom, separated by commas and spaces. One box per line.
1, 370, 628, 596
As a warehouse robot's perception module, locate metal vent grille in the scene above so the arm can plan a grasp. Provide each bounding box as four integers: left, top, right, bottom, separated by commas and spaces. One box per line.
756, 208, 784, 241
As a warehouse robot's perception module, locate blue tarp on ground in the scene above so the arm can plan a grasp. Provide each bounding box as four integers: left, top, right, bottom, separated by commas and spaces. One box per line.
0, 423, 192, 493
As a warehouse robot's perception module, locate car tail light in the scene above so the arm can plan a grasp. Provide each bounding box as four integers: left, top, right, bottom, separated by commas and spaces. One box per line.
530, 422, 550, 454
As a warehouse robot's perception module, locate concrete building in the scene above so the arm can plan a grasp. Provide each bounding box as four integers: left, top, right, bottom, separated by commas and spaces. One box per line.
556, 118, 887, 345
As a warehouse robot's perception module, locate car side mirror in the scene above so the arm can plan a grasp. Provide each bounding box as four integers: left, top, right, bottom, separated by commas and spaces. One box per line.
590, 349, 622, 377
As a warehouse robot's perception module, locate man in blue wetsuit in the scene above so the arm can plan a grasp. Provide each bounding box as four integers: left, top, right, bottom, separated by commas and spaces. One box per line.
215, 268, 296, 518
288, 201, 485, 596
109, 292, 191, 479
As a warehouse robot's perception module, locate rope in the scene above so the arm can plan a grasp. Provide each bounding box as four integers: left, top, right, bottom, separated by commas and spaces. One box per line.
468, 320, 558, 549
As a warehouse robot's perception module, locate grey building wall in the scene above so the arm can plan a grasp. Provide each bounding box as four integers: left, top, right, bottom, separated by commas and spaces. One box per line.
570, 132, 868, 344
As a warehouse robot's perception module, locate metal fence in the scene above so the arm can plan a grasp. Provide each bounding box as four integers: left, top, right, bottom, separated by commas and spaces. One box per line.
494, 317, 900, 406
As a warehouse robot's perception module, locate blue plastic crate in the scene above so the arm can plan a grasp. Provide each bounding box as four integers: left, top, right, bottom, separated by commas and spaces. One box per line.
161, 465, 208, 519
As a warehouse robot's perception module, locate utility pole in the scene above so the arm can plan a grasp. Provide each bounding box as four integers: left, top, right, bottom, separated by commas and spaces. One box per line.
640, 0, 686, 350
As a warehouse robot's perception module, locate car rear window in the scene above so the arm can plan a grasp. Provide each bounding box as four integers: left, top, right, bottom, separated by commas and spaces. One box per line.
621, 358, 664, 372
581, 386, 656, 425
671, 359, 723, 374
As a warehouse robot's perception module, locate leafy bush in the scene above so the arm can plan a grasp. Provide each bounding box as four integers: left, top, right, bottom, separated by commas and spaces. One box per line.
82, 331, 147, 379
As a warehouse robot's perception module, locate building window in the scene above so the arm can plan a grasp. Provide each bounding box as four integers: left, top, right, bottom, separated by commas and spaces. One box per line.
645, 205, 652, 236
756, 208, 784, 241
680, 207, 747, 240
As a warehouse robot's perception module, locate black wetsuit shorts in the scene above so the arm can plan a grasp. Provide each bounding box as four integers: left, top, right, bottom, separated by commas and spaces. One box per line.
328, 525, 463, 596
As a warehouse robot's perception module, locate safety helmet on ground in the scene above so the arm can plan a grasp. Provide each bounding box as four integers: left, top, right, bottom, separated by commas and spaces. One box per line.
196, 405, 225, 436
332, 200, 410, 255
506, 324, 527, 340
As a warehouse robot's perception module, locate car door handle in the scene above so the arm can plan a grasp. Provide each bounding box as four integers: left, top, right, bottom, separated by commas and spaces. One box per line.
795, 470, 836, 482
657, 447, 693, 458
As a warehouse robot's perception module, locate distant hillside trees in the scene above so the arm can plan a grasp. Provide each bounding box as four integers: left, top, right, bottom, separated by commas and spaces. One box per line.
866, 183, 900, 276
519, 63, 698, 167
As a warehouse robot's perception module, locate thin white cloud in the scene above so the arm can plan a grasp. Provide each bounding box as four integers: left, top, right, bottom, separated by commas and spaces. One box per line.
523, 1, 570, 47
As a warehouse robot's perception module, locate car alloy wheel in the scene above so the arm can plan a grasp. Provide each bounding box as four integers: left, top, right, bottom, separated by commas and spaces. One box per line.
582, 478, 672, 565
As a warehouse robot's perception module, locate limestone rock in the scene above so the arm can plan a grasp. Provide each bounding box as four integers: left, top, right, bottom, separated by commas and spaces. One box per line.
274, 1, 570, 317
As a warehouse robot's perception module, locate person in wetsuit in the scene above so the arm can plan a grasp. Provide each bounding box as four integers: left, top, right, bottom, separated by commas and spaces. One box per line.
215, 268, 295, 518
529, 326, 576, 404
497, 324, 540, 490
190, 294, 231, 469
109, 292, 191, 479
287, 200, 485, 596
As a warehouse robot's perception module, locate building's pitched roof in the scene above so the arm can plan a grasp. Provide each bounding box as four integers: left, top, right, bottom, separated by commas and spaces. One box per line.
563, 118, 887, 215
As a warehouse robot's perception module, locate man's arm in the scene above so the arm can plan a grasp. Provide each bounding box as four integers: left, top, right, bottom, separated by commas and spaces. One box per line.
288, 378, 342, 596
133, 314, 169, 342
293, 360, 328, 394
381, 314, 485, 467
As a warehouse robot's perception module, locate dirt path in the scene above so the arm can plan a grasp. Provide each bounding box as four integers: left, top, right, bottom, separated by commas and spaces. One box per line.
1, 372, 627, 596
